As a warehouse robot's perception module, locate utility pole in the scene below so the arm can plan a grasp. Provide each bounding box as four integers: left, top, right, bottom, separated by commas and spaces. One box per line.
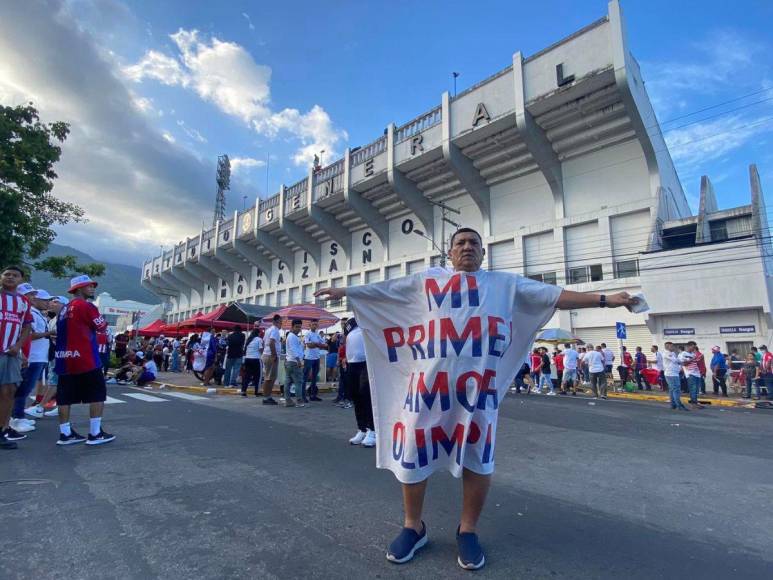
413, 200, 461, 267
452, 72, 460, 97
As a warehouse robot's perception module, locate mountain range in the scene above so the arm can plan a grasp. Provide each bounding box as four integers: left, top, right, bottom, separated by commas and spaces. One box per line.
27, 243, 159, 304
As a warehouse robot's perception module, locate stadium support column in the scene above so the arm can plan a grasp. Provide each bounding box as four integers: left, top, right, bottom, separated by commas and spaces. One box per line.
307, 171, 353, 270
279, 182, 321, 276
386, 123, 434, 234
254, 233, 294, 275
441, 91, 491, 237
179, 238, 210, 308
696, 176, 718, 244
159, 270, 193, 313
213, 219, 252, 281
343, 148, 389, 260
513, 51, 565, 222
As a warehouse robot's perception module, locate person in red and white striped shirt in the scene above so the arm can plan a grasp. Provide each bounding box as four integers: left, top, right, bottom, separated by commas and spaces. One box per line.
1, 266, 33, 450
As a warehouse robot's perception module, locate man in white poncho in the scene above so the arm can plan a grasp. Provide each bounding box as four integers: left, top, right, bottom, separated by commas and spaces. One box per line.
315, 228, 635, 570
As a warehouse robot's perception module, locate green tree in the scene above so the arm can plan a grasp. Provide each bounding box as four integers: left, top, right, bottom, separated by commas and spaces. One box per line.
0, 102, 104, 278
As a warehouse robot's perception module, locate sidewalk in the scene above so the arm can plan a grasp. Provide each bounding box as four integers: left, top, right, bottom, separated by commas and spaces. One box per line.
139, 371, 758, 408
141, 370, 338, 397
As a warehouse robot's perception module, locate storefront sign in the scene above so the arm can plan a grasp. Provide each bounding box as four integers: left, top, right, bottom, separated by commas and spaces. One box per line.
719, 325, 756, 334
663, 328, 695, 336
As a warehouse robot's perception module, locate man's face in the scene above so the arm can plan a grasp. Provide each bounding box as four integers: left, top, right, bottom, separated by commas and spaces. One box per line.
449, 231, 484, 272
253, 322, 260, 331
686, 344, 695, 353
292, 322, 302, 334
274, 318, 282, 328
76, 283, 97, 299
310, 321, 318, 331
1, 269, 23, 290
32, 296, 50, 310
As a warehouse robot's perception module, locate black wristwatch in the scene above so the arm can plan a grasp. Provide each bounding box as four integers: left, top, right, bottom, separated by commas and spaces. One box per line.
599, 294, 607, 308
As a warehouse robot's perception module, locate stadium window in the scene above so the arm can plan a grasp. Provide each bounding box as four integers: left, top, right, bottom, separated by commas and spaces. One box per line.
615, 259, 639, 278
709, 220, 728, 242
528, 272, 557, 285
568, 264, 603, 285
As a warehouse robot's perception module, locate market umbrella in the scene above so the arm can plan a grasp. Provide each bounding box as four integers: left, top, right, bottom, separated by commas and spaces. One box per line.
535, 328, 583, 345
262, 303, 339, 330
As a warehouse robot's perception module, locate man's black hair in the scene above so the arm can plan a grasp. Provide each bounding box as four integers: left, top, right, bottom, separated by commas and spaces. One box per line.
449, 228, 483, 248
291, 318, 303, 326
272, 314, 282, 322
2, 265, 25, 277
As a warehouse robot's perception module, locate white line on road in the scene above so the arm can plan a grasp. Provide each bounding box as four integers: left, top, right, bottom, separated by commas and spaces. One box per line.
161, 391, 208, 401
122, 392, 169, 402
105, 396, 126, 404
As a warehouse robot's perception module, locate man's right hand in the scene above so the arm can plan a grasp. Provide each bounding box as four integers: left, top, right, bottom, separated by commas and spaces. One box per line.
314, 287, 346, 301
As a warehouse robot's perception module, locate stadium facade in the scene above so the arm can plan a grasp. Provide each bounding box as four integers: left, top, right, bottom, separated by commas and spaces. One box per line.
142, 0, 773, 357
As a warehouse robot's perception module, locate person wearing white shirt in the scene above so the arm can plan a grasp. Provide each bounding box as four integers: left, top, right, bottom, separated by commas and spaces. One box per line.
302, 320, 327, 402
584, 344, 607, 398
343, 318, 375, 448
651, 345, 665, 391
663, 342, 688, 410
12, 288, 53, 433
260, 315, 282, 405
241, 322, 264, 397
561, 343, 579, 395
601, 343, 615, 376
283, 319, 305, 407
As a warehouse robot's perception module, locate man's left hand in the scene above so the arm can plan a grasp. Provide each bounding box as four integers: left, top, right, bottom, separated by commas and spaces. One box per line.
606, 292, 637, 310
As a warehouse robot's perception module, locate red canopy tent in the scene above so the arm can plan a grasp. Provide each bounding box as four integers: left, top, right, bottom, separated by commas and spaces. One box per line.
137, 319, 167, 337
261, 304, 339, 330
176, 304, 250, 331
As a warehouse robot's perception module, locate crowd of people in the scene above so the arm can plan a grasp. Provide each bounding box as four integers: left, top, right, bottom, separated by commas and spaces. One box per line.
1, 268, 115, 450
513, 340, 773, 408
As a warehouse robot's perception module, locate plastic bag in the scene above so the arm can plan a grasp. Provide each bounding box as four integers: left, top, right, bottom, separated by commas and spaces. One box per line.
192, 351, 206, 372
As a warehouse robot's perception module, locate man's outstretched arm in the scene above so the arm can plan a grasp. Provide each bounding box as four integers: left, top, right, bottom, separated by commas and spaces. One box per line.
556, 290, 635, 310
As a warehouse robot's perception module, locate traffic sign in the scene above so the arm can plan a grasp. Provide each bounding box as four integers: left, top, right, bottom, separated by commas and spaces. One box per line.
616, 322, 627, 340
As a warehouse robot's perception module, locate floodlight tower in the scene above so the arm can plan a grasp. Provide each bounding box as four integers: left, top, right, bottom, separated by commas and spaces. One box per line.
213, 154, 231, 225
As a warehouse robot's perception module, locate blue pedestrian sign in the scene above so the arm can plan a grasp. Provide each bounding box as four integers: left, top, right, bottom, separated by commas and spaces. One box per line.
616, 322, 627, 340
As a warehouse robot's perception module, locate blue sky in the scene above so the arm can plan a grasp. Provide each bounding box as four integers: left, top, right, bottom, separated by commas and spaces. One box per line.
1, 0, 772, 265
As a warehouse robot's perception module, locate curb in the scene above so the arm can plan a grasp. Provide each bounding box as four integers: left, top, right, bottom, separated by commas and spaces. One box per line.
603, 391, 745, 407
148, 380, 338, 397
141, 378, 750, 408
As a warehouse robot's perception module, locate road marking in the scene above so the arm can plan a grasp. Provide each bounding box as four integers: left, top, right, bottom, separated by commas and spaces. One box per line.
122, 392, 169, 402
162, 391, 208, 401
105, 396, 126, 404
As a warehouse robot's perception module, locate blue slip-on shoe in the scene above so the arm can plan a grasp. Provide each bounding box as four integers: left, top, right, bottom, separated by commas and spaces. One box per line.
456, 526, 485, 570
386, 522, 427, 564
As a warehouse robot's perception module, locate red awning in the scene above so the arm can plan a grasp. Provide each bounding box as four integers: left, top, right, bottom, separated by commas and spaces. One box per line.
176, 304, 250, 331
137, 319, 167, 337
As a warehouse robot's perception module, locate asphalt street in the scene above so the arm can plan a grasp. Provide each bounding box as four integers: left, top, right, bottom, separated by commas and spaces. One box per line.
2, 386, 772, 579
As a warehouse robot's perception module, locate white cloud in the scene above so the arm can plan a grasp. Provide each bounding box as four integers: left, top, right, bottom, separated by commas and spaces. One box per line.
645, 30, 763, 118
127, 28, 346, 166
161, 131, 175, 143
176, 119, 206, 143
0, 0, 212, 265
665, 114, 773, 169
123, 49, 187, 85
230, 156, 266, 173
241, 12, 255, 31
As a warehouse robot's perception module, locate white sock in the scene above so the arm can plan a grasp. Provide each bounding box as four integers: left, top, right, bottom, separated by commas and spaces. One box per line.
89, 417, 102, 436
60, 422, 71, 436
